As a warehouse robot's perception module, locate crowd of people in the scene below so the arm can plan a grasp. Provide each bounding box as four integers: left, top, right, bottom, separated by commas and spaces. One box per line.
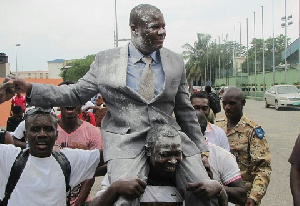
0, 3, 299, 206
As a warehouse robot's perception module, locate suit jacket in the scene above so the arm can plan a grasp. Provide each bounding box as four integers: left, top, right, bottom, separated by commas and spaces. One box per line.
30, 44, 208, 161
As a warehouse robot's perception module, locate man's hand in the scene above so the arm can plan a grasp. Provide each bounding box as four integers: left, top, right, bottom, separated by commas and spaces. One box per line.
186, 179, 222, 199
245, 198, 256, 206
201, 155, 213, 179
111, 178, 147, 200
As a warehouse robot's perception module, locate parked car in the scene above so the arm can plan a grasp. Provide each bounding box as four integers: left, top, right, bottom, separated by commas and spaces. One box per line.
192, 86, 216, 94
219, 86, 233, 99
264, 85, 300, 110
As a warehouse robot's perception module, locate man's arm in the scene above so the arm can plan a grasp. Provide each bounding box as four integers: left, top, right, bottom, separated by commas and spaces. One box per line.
74, 178, 95, 206
4, 132, 14, 145
89, 179, 147, 206
248, 134, 272, 204
290, 163, 300, 206
173, 57, 208, 153
223, 179, 247, 205
13, 137, 26, 149
10, 60, 99, 107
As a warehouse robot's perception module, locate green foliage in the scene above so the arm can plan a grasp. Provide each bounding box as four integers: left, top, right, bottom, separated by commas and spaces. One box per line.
241, 34, 288, 73
60, 54, 96, 82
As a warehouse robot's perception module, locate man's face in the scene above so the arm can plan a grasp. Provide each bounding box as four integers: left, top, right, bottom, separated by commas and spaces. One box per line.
149, 135, 182, 178
12, 112, 23, 122
222, 94, 245, 121
131, 11, 166, 54
191, 98, 210, 118
60, 106, 81, 119
26, 114, 57, 158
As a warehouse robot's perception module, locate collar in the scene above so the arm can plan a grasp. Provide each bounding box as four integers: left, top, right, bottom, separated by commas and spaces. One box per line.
206, 122, 213, 132
128, 42, 159, 64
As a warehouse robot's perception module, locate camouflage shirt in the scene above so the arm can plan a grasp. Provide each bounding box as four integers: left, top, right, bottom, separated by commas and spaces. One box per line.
216, 115, 271, 204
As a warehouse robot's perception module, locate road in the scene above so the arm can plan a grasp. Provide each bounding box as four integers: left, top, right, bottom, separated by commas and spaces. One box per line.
90, 99, 300, 205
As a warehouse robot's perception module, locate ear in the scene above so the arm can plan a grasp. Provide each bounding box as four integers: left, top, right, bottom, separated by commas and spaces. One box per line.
145, 146, 151, 157
130, 23, 137, 34
242, 99, 246, 106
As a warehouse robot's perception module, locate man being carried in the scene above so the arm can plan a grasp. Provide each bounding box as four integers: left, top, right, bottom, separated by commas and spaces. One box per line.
216, 87, 271, 206
91, 123, 227, 206
0, 107, 102, 206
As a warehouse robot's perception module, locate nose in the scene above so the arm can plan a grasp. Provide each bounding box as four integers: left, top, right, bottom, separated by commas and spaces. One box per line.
168, 157, 177, 164
158, 28, 166, 35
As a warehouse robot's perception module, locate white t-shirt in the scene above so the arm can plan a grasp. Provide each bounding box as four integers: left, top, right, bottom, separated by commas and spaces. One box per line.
205, 123, 230, 151
208, 142, 241, 185
12, 120, 25, 140
96, 175, 184, 203
81, 101, 95, 113
0, 144, 100, 206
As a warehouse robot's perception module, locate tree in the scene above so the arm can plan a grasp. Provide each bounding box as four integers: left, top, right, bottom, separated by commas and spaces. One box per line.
60, 55, 96, 82
241, 34, 288, 73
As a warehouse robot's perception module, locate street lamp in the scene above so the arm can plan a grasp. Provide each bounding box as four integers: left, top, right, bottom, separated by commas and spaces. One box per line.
15, 44, 21, 75
281, 0, 293, 84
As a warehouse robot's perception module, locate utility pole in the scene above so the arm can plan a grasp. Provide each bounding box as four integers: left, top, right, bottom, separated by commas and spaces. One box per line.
262, 6, 266, 92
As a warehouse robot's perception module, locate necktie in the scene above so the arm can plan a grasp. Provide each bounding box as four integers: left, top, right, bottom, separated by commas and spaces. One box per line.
138, 56, 155, 102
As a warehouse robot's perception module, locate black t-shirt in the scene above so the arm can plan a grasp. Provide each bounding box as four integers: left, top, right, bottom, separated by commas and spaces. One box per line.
6, 116, 22, 132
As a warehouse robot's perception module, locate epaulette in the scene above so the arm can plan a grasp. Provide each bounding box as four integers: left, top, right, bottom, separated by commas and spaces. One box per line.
254, 126, 264, 139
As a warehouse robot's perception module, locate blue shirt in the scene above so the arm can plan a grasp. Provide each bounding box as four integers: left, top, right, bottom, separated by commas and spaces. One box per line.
127, 42, 165, 96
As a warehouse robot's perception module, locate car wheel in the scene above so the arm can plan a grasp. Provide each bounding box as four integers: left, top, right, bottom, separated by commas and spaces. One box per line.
275, 100, 280, 110
265, 99, 269, 108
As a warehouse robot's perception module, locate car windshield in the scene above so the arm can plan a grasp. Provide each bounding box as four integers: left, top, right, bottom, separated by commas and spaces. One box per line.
277, 86, 299, 94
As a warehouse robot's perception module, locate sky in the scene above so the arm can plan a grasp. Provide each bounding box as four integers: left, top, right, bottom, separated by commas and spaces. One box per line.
1, 0, 299, 72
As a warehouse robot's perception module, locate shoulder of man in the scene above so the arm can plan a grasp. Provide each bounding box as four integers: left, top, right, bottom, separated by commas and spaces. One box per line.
243, 117, 265, 140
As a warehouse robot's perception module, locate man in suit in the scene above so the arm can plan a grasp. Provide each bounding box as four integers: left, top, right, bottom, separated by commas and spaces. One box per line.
4, 4, 215, 206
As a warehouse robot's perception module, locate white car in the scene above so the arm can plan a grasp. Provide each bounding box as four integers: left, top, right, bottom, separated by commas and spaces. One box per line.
264, 85, 300, 110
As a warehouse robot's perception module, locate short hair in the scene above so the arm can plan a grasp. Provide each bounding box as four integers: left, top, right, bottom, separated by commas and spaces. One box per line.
58, 81, 75, 86
129, 4, 162, 26
12, 106, 22, 114
190, 91, 208, 102
205, 86, 212, 93
224, 87, 245, 100
146, 123, 180, 149
25, 107, 57, 127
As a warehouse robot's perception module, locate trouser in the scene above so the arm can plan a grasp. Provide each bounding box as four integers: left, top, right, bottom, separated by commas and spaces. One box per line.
107, 149, 217, 206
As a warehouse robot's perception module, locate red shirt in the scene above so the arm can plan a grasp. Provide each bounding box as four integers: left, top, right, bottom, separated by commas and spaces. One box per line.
11, 95, 26, 111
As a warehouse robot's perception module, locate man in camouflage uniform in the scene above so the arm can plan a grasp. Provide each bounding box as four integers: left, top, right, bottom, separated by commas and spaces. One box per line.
216, 87, 271, 206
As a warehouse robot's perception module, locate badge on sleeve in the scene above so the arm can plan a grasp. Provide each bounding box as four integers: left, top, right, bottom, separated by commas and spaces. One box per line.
254, 127, 264, 139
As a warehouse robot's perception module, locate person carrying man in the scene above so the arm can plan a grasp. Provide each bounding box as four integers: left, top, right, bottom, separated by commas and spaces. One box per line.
4, 4, 214, 205
216, 87, 271, 206
91, 123, 227, 206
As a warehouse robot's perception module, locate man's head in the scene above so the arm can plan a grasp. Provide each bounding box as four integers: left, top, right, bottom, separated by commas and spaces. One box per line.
190, 91, 210, 118
205, 86, 212, 94
222, 87, 245, 121
58, 81, 82, 119
130, 4, 166, 55
11, 105, 23, 122
25, 107, 57, 158
16, 92, 21, 97
146, 123, 182, 178
195, 110, 208, 135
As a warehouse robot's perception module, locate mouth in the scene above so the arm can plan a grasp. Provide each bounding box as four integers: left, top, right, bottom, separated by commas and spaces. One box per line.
66, 106, 76, 112
35, 140, 49, 150
165, 165, 176, 172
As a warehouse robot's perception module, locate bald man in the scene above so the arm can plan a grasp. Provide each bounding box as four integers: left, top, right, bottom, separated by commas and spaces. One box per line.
216, 87, 271, 206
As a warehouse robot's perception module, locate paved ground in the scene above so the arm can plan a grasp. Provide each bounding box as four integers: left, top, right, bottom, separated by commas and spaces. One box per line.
90, 99, 300, 205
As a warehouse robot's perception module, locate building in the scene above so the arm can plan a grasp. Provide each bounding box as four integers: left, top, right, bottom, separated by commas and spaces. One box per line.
48, 59, 75, 79
281, 38, 299, 67
11, 70, 49, 79
0, 53, 10, 78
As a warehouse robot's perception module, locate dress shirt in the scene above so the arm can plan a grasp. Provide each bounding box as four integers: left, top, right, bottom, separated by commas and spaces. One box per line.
127, 42, 165, 97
